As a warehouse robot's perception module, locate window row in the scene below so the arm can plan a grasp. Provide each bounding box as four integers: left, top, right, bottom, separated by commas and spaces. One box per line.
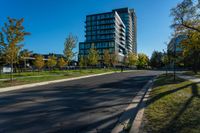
86, 13, 114, 21
86, 34, 115, 41
86, 29, 115, 35
79, 42, 115, 49
86, 19, 114, 26
86, 24, 115, 31
79, 48, 115, 54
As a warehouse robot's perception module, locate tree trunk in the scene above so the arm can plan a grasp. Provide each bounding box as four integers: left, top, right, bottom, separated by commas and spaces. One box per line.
193, 51, 198, 74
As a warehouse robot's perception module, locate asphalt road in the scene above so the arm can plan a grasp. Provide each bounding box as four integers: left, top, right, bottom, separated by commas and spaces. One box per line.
0, 70, 162, 133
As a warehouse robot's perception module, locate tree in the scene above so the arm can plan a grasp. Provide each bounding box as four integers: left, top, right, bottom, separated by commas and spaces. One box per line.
127, 52, 137, 66
162, 52, 170, 76
57, 57, 66, 70
171, 0, 200, 73
171, 0, 200, 33
103, 49, 110, 67
150, 51, 164, 69
181, 31, 200, 73
87, 44, 99, 67
110, 52, 118, 67
19, 49, 33, 71
47, 55, 57, 71
137, 53, 149, 69
63, 34, 77, 65
79, 56, 86, 68
0, 49, 4, 74
0, 17, 30, 80
34, 55, 45, 72
123, 55, 128, 66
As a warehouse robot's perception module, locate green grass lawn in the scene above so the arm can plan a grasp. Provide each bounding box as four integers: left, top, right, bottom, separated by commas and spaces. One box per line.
143, 74, 200, 133
0, 69, 119, 88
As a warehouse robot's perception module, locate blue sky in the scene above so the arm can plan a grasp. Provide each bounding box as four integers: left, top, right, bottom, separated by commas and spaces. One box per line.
0, 0, 181, 57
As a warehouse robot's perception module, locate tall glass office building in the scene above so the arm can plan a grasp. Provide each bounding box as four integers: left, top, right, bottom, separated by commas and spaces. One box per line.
79, 8, 137, 64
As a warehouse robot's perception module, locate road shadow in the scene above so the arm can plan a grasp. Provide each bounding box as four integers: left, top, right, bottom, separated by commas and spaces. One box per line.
0, 72, 157, 133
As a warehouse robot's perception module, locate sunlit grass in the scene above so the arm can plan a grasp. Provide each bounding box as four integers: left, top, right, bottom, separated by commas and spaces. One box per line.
0, 68, 118, 88
143, 74, 200, 133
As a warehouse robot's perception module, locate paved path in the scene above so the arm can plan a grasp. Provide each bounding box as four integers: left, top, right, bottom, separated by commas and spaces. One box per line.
0, 71, 162, 133
178, 74, 200, 83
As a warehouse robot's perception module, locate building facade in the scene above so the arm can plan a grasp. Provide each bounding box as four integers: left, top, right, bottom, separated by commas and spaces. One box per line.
79, 8, 137, 64
167, 35, 187, 54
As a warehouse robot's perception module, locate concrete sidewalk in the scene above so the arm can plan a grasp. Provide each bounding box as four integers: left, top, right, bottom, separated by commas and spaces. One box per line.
177, 74, 200, 83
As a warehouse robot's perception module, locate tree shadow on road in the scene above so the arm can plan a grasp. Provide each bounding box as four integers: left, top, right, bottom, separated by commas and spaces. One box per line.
0, 73, 156, 133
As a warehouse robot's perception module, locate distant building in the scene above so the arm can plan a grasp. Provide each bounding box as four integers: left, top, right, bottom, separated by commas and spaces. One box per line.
79, 8, 137, 64
167, 34, 187, 68
167, 35, 187, 54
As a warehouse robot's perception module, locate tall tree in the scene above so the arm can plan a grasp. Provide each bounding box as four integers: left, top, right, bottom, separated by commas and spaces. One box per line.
171, 0, 200, 33
137, 53, 149, 69
0, 48, 4, 74
57, 57, 66, 70
162, 52, 170, 76
47, 55, 57, 71
150, 51, 164, 69
87, 45, 99, 67
181, 31, 200, 73
110, 52, 118, 67
63, 34, 77, 65
0, 17, 30, 80
103, 49, 110, 67
127, 52, 137, 66
34, 55, 45, 72
79, 56, 86, 68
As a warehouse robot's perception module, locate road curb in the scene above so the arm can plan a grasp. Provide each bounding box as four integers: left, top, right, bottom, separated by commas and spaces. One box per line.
0, 72, 116, 93
129, 76, 156, 133
111, 77, 155, 133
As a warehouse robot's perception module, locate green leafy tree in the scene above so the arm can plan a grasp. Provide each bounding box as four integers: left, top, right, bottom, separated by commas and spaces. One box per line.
171, 0, 200, 73
34, 55, 45, 72
150, 51, 164, 69
57, 57, 66, 70
127, 52, 137, 66
123, 55, 128, 66
0, 17, 30, 80
181, 31, 200, 73
110, 52, 118, 67
47, 55, 57, 71
87, 44, 99, 67
79, 56, 86, 68
162, 52, 170, 76
137, 53, 149, 69
0, 49, 4, 74
63, 34, 77, 65
103, 49, 110, 67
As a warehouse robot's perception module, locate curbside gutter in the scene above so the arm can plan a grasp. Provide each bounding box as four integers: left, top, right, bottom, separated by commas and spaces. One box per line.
129, 79, 154, 133
0, 72, 116, 93
129, 76, 157, 133
111, 76, 156, 133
